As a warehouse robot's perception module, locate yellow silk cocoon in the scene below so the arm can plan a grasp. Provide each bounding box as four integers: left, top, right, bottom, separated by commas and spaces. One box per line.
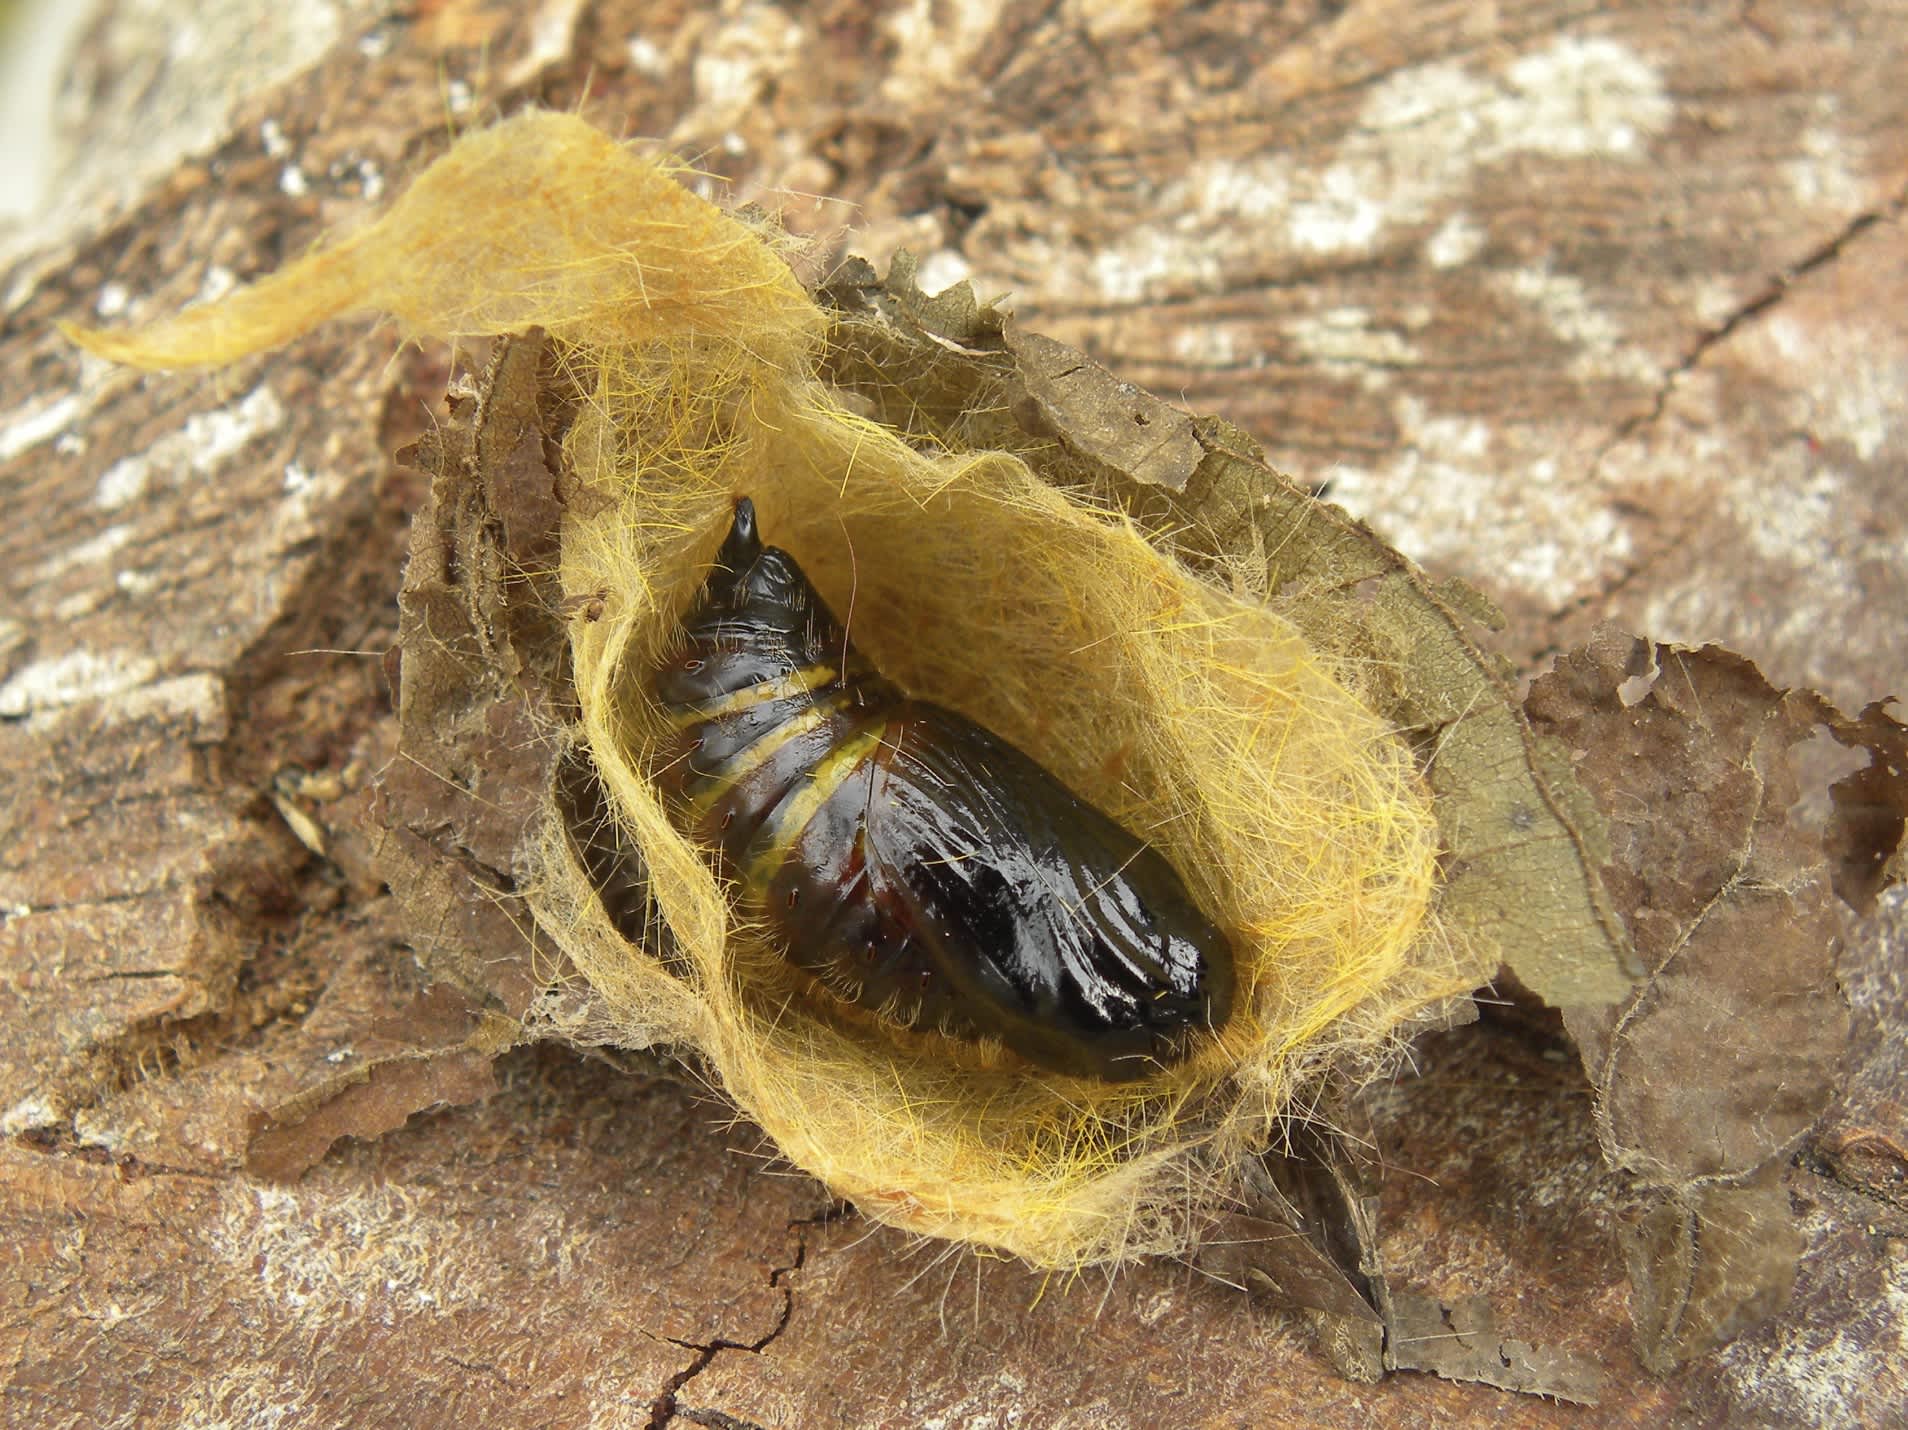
71, 111, 1482, 1268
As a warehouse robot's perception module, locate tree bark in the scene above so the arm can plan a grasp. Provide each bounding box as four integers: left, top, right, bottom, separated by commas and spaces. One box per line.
2, 1, 1901, 1424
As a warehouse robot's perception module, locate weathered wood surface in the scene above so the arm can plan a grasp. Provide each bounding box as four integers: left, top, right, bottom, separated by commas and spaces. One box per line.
2, 1, 1901, 1425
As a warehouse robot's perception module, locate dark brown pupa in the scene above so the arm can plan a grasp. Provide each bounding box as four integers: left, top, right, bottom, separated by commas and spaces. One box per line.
652, 499, 1234, 1081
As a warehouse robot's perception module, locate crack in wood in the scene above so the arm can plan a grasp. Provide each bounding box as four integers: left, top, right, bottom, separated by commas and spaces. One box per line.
1585, 182, 1908, 488
648, 1212, 830, 1429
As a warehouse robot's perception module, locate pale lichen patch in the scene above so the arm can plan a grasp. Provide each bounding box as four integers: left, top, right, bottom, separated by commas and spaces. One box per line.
0, 646, 162, 718
1691, 275, 1750, 330
1287, 163, 1386, 255
1758, 312, 1899, 463
1286, 306, 1419, 373
1500, 265, 1660, 383
1784, 119, 1874, 213
1327, 397, 1634, 607
1062, 41, 1670, 292
1631, 423, 1867, 666
115, 567, 161, 596
1088, 224, 1222, 303
53, 588, 108, 622
880, 0, 1001, 100
259, 117, 293, 159
1425, 212, 1486, 269
914, 249, 973, 298
195, 265, 240, 306
0, 353, 118, 463
1192, 156, 1292, 221
0, 390, 88, 464
1738, 460, 1849, 565
1071, 155, 1294, 302
0, 1093, 66, 1136
268, 461, 349, 550
1498, 37, 1674, 158
1289, 37, 1674, 256
510, 0, 587, 88
97, 671, 229, 737
677, 3, 806, 138
626, 34, 668, 77
35, 522, 133, 579
1171, 324, 1238, 366
92, 383, 284, 510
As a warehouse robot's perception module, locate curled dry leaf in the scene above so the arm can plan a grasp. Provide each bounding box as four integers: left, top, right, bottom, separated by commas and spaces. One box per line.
368, 336, 578, 1023
1193, 1144, 1384, 1339
1525, 625, 1908, 1367
246, 984, 515, 1181
1617, 1163, 1807, 1375
1382, 1290, 1607, 1405
242, 335, 595, 1177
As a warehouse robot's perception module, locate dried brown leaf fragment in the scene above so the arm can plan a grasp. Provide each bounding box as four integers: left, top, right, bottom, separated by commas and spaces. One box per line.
1526, 625, 1908, 1366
